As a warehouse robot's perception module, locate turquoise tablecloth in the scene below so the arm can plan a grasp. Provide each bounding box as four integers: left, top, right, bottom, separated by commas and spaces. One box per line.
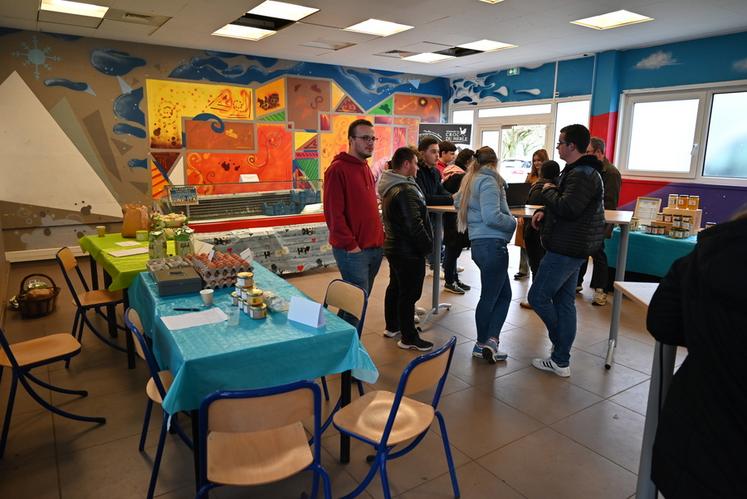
605, 228, 697, 278
128, 263, 378, 414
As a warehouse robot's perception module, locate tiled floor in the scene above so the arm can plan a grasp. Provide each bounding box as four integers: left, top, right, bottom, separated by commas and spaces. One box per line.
0, 246, 670, 498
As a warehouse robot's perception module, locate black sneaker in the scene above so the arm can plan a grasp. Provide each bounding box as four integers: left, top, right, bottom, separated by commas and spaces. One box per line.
513, 272, 528, 280
444, 282, 465, 294
455, 280, 471, 291
398, 337, 434, 352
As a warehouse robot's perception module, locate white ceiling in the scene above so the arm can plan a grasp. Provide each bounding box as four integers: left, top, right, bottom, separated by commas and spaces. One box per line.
1, 0, 747, 78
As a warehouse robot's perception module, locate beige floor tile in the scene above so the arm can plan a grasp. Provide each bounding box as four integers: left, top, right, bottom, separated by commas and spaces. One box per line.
478, 427, 636, 499
609, 380, 650, 416
578, 336, 656, 374
448, 341, 528, 387
399, 461, 524, 499
551, 400, 645, 473
566, 349, 650, 398
0, 365, 51, 417
0, 409, 55, 470
322, 430, 470, 499
436, 387, 543, 459
479, 368, 603, 425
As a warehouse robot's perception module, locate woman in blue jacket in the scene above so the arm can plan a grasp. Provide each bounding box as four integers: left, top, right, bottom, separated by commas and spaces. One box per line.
454, 147, 517, 363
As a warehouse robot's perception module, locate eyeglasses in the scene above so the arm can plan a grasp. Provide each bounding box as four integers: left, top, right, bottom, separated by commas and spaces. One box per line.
556, 141, 571, 147
353, 135, 378, 142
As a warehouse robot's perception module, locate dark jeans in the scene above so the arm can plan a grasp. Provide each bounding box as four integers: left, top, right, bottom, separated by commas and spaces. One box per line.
528, 251, 585, 367
333, 246, 383, 325
443, 244, 463, 284
384, 254, 426, 341
577, 247, 609, 291
524, 227, 545, 279
470, 238, 512, 344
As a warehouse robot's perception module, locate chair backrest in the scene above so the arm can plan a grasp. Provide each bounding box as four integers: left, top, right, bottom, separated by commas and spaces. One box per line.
198, 381, 323, 488
380, 336, 457, 446
323, 279, 368, 335
124, 307, 168, 399
0, 326, 20, 370
55, 247, 90, 305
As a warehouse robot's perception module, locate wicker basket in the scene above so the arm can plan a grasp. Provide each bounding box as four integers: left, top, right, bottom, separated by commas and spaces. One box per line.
17, 274, 60, 319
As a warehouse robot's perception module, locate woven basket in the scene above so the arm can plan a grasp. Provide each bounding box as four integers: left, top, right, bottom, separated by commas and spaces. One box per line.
17, 274, 60, 318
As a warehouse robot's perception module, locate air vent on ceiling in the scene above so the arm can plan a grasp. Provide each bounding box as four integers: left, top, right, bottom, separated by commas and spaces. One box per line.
301, 40, 356, 51
233, 13, 294, 31
375, 49, 417, 59
104, 8, 170, 27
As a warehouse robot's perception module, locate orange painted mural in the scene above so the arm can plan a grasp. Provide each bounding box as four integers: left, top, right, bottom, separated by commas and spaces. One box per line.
185, 120, 255, 150
286, 77, 330, 130
394, 94, 442, 123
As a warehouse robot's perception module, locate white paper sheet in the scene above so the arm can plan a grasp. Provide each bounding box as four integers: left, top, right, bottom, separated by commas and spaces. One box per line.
106, 247, 149, 257
161, 308, 228, 331
115, 241, 142, 247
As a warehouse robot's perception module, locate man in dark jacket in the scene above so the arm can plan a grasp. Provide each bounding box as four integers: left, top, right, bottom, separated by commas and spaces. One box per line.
646, 208, 747, 499
528, 124, 605, 377
379, 147, 434, 352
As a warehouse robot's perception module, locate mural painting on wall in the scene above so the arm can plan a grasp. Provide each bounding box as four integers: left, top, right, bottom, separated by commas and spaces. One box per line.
393, 94, 442, 123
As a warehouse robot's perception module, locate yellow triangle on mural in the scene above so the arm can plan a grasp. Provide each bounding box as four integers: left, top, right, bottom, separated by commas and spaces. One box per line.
294, 131, 316, 151
330, 81, 345, 110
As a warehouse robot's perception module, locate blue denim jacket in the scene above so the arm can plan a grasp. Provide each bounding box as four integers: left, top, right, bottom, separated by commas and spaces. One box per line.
454, 168, 516, 242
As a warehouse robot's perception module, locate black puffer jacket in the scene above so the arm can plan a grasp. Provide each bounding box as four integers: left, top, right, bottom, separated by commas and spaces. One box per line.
378, 170, 433, 258
415, 161, 453, 206
442, 166, 469, 249
647, 217, 747, 499
538, 155, 605, 258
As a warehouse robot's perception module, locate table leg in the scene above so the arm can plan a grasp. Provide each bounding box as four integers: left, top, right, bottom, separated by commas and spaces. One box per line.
123, 291, 135, 369
635, 341, 676, 499
422, 212, 450, 325
605, 225, 630, 369
191, 409, 200, 492
339, 370, 352, 463
103, 272, 118, 339
89, 256, 100, 290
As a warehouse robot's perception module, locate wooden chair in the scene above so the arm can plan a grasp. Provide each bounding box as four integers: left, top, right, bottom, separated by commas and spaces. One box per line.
332, 336, 460, 499
56, 247, 126, 361
124, 308, 191, 499
0, 326, 105, 459
320, 279, 368, 404
196, 380, 332, 498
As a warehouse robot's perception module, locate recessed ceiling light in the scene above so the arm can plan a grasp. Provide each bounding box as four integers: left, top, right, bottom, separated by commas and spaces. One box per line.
457, 39, 516, 52
479, 0, 504, 4
402, 52, 455, 63
247, 1, 319, 22
40, 0, 108, 18
212, 23, 276, 41
571, 10, 653, 30
343, 19, 413, 37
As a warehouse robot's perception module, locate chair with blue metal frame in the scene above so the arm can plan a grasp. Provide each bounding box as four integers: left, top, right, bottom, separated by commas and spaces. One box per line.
196, 380, 332, 498
124, 307, 192, 499
332, 336, 460, 499
0, 326, 106, 459
319, 279, 367, 428
56, 247, 126, 363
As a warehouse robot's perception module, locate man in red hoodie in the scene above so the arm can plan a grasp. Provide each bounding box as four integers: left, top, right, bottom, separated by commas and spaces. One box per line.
323, 119, 385, 317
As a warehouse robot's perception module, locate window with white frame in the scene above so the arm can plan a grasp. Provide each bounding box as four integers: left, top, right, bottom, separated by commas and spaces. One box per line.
618, 85, 747, 181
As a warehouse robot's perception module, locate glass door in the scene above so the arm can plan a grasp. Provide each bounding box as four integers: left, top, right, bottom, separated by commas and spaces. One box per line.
479, 123, 549, 183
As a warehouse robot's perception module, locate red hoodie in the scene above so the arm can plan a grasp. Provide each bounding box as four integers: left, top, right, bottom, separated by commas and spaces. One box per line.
323, 152, 384, 251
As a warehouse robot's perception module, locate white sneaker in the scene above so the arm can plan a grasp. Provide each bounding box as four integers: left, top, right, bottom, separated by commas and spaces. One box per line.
457, 266, 465, 273
592, 288, 607, 306
383, 330, 400, 338
532, 357, 571, 377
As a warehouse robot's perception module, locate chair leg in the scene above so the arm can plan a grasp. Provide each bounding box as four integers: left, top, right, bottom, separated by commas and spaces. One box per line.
379, 456, 392, 499
311, 466, 320, 499
321, 467, 333, 499
319, 397, 342, 435
320, 376, 330, 401
66, 310, 82, 369
18, 375, 105, 425
81, 312, 126, 353
139, 399, 154, 451
0, 374, 19, 459
171, 419, 193, 450
25, 371, 88, 397
436, 411, 460, 498
339, 449, 381, 499
147, 416, 168, 499
355, 379, 365, 397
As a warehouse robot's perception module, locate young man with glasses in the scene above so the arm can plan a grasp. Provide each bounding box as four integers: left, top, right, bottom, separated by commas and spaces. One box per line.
323, 119, 384, 323
527, 124, 605, 377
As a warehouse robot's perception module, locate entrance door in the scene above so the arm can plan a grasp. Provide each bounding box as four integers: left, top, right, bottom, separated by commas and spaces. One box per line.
479, 124, 549, 183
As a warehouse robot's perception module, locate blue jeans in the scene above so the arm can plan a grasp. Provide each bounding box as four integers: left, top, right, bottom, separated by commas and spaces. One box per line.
470, 238, 512, 344
527, 251, 585, 367
332, 247, 383, 324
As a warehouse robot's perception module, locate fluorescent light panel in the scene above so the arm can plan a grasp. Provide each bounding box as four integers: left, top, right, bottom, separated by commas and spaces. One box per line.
402, 52, 455, 63
40, 0, 108, 18
344, 19, 413, 37
247, 1, 319, 22
458, 39, 516, 52
571, 10, 653, 30
212, 23, 276, 41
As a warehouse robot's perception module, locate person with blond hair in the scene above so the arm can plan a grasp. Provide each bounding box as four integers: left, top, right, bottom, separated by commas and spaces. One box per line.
454, 146, 516, 363
515, 148, 550, 280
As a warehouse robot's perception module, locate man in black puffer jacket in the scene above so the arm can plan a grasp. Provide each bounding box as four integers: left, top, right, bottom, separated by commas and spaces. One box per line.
378, 147, 434, 352
527, 124, 605, 377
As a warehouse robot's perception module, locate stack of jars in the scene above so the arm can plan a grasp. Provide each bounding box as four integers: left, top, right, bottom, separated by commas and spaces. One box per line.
231, 271, 267, 320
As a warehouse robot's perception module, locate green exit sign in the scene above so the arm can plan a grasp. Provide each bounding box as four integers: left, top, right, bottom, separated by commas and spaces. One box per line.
507, 67, 520, 76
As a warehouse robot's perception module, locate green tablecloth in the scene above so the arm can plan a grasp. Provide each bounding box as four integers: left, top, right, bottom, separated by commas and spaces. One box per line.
605, 228, 696, 278
128, 262, 379, 414
79, 234, 150, 291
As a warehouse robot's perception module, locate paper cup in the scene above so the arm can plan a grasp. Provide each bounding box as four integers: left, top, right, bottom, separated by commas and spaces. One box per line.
96, 225, 106, 237
200, 289, 214, 306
